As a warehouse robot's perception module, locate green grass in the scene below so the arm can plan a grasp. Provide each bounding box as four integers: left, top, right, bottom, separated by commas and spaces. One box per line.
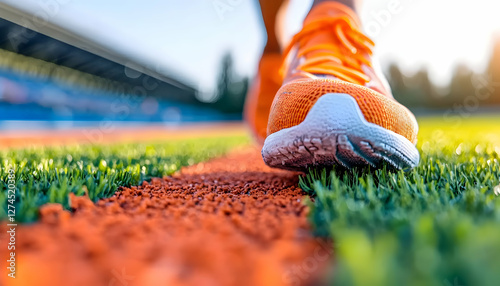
301, 116, 500, 286
0, 136, 248, 222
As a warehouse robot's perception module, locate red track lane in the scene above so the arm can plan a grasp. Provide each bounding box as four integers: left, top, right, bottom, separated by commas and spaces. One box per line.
0, 148, 330, 286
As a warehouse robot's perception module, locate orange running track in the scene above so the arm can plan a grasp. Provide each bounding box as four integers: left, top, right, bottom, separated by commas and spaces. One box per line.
0, 148, 330, 286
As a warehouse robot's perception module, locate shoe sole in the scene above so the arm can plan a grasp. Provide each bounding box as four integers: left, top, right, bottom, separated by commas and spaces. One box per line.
261, 93, 420, 171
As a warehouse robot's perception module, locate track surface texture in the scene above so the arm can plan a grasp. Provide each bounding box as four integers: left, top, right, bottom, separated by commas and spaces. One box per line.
1, 148, 329, 286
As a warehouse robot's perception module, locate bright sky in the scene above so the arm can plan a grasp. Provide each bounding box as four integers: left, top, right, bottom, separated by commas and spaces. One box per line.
6, 0, 500, 93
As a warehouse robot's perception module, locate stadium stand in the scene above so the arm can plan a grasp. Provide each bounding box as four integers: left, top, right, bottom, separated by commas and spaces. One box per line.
0, 1, 239, 126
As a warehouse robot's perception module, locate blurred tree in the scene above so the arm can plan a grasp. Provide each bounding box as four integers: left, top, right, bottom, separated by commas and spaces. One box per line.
216, 53, 234, 102
448, 64, 475, 106
387, 37, 500, 112
388, 64, 436, 109
210, 53, 248, 114
387, 64, 406, 101
486, 37, 500, 105
413, 69, 437, 106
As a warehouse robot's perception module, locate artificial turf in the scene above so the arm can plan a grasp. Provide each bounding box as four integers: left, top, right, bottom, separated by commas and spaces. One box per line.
301, 116, 500, 286
0, 136, 248, 222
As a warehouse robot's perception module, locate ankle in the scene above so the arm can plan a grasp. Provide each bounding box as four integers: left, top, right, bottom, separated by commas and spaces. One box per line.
311, 0, 360, 13
263, 44, 281, 55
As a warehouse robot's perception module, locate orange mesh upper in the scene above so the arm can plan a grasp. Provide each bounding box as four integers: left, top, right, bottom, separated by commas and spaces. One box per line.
265, 2, 418, 144
267, 78, 418, 144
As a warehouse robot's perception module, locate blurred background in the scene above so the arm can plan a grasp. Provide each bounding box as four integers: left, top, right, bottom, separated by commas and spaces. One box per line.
0, 0, 499, 131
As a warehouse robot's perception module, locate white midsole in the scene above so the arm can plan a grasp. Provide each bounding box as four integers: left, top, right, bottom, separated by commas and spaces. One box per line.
262, 93, 419, 170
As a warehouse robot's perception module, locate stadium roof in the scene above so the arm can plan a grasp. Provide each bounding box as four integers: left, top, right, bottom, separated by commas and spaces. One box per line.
0, 0, 197, 101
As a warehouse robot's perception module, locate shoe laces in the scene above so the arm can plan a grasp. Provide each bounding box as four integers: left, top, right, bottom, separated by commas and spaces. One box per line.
282, 15, 375, 85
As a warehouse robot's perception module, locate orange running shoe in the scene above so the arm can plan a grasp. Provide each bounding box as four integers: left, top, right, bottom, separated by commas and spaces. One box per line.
261, 2, 419, 170
245, 53, 283, 144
